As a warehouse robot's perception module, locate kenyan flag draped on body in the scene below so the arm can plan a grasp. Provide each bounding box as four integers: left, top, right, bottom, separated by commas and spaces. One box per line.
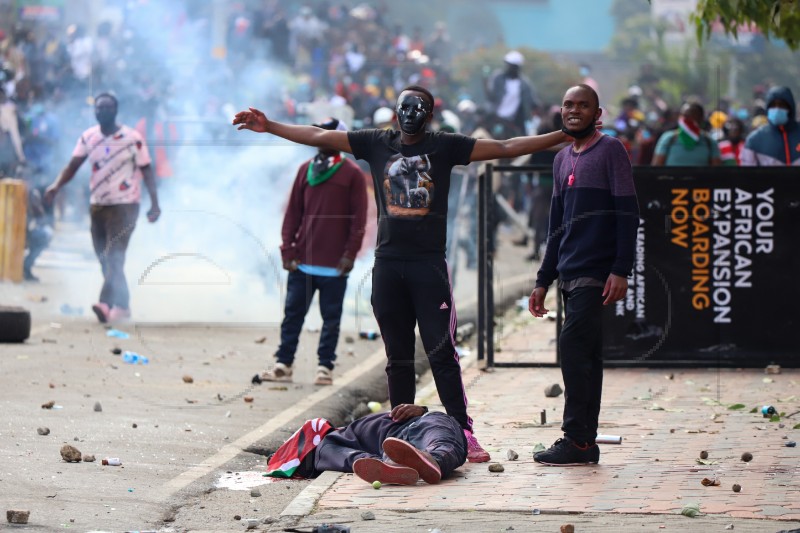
677, 116, 701, 149
265, 418, 335, 478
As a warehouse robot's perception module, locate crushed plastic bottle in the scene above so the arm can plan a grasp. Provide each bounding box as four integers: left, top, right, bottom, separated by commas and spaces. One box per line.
122, 351, 149, 365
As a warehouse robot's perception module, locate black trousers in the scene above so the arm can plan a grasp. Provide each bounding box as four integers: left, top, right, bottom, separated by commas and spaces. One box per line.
371, 258, 472, 432
90, 203, 139, 309
559, 286, 604, 445
313, 411, 467, 477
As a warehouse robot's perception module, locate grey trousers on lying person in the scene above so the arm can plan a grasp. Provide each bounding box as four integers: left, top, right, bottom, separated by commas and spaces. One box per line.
313, 411, 467, 478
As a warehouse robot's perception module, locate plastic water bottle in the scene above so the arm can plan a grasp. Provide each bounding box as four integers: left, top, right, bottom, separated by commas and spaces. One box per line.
122, 351, 149, 365
359, 330, 380, 340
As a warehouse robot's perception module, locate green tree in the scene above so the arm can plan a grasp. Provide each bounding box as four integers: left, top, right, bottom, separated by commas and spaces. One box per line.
692, 0, 800, 50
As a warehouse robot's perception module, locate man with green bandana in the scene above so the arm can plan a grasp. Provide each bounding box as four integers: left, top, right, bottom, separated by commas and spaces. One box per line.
260, 117, 368, 387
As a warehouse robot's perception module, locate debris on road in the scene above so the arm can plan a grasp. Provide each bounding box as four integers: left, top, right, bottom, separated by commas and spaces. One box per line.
699, 450, 708, 459
37, 427, 50, 435
93, 401, 102, 412
741, 452, 753, 462
254, 336, 267, 344
122, 351, 149, 365
41, 400, 55, 409
83, 454, 95, 462
183, 375, 194, 384
560, 525, 575, 533
701, 477, 720, 487
60, 444, 82, 462
250, 489, 261, 497
680, 502, 701, 517
506, 449, 519, 461
344, 336, 354, 343
243, 396, 254, 403
372, 481, 381, 489
765, 364, 781, 375
367, 401, 382, 413
732, 483, 741, 492
544, 383, 563, 398
361, 510, 375, 520
786, 441, 797, 447
488, 463, 504, 473
111, 347, 122, 355
106, 329, 130, 339
6, 509, 30, 524
532, 443, 545, 453
101, 457, 121, 466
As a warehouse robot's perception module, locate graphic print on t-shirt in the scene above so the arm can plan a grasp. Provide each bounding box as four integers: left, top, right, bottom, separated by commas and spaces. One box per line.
383, 153, 433, 216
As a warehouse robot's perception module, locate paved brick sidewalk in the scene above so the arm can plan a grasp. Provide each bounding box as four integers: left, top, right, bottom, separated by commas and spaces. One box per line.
295, 312, 800, 531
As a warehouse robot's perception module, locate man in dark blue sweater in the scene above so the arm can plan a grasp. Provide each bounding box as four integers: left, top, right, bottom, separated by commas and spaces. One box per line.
529, 84, 639, 466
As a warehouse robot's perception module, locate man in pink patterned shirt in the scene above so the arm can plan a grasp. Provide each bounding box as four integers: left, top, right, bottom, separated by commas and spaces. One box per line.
45, 93, 160, 323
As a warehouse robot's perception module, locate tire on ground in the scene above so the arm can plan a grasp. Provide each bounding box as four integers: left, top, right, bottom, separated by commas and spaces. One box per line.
0, 306, 31, 343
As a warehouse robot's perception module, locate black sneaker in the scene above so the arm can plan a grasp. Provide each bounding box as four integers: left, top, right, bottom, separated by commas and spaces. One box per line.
533, 437, 600, 466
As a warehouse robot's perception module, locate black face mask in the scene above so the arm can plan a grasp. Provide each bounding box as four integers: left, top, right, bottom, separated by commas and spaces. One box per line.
562, 122, 596, 139
396, 94, 431, 135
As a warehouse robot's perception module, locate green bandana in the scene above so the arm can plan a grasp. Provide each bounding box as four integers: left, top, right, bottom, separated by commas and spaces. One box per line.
307, 154, 343, 187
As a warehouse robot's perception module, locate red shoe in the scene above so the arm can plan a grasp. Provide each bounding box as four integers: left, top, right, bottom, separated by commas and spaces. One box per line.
382, 437, 442, 484
352, 457, 419, 486
465, 430, 491, 463
107, 306, 131, 323
91, 302, 110, 323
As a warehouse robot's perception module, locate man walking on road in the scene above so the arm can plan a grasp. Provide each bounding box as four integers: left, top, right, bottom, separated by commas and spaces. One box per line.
234, 85, 571, 463
529, 84, 639, 466
45, 93, 160, 323
259, 117, 368, 387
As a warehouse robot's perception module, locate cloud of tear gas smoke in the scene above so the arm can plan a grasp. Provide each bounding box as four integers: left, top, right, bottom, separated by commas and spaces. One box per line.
49, 0, 377, 329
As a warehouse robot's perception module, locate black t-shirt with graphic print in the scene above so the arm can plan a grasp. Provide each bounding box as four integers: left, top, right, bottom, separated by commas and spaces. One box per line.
348, 129, 476, 259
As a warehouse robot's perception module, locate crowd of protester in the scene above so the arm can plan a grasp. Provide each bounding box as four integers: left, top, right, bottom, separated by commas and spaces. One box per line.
1, 2, 797, 278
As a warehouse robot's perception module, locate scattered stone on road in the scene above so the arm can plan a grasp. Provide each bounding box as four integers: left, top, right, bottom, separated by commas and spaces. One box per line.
93, 401, 102, 412
361, 511, 375, 520
544, 383, 563, 398
60, 444, 82, 462
83, 454, 95, 462
182, 375, 194, 384
786, 441, 797, 447
732, 483, 741, 492
243, 396, 254, 403
37, 427, 50, 436
41, 400, 55, 409
488, 463, 505, 473
741, 452, 753, 462
699, 450, 708, 459
506, 449, 519, 461
6, 510, 30, 524
250, 489, 261, 497
560, 525, 575, 533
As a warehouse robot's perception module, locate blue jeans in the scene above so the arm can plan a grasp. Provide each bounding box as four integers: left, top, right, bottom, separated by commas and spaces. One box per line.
276, 270, 347, 370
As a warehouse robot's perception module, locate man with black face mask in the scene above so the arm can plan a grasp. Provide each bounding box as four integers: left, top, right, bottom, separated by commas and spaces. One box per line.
234, 85, 572, 464
45, 93, 161, 324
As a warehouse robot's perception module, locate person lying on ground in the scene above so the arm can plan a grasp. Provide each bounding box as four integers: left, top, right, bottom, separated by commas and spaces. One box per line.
265, 404, 466, 485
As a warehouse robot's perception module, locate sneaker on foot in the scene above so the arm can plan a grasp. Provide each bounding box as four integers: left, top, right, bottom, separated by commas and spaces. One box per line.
313, 366, 333, 386
464, 429, 491, 463
533, 437, 600, 466
382, 437, 441, 484
107, 306, 131, 323
91, 302, 110, 323
352, 457, 419, 485
260, 362, 293, 382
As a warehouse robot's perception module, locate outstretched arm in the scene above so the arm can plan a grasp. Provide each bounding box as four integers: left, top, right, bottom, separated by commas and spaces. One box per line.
469, 130, 569, 162
232, 107, 352, 154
